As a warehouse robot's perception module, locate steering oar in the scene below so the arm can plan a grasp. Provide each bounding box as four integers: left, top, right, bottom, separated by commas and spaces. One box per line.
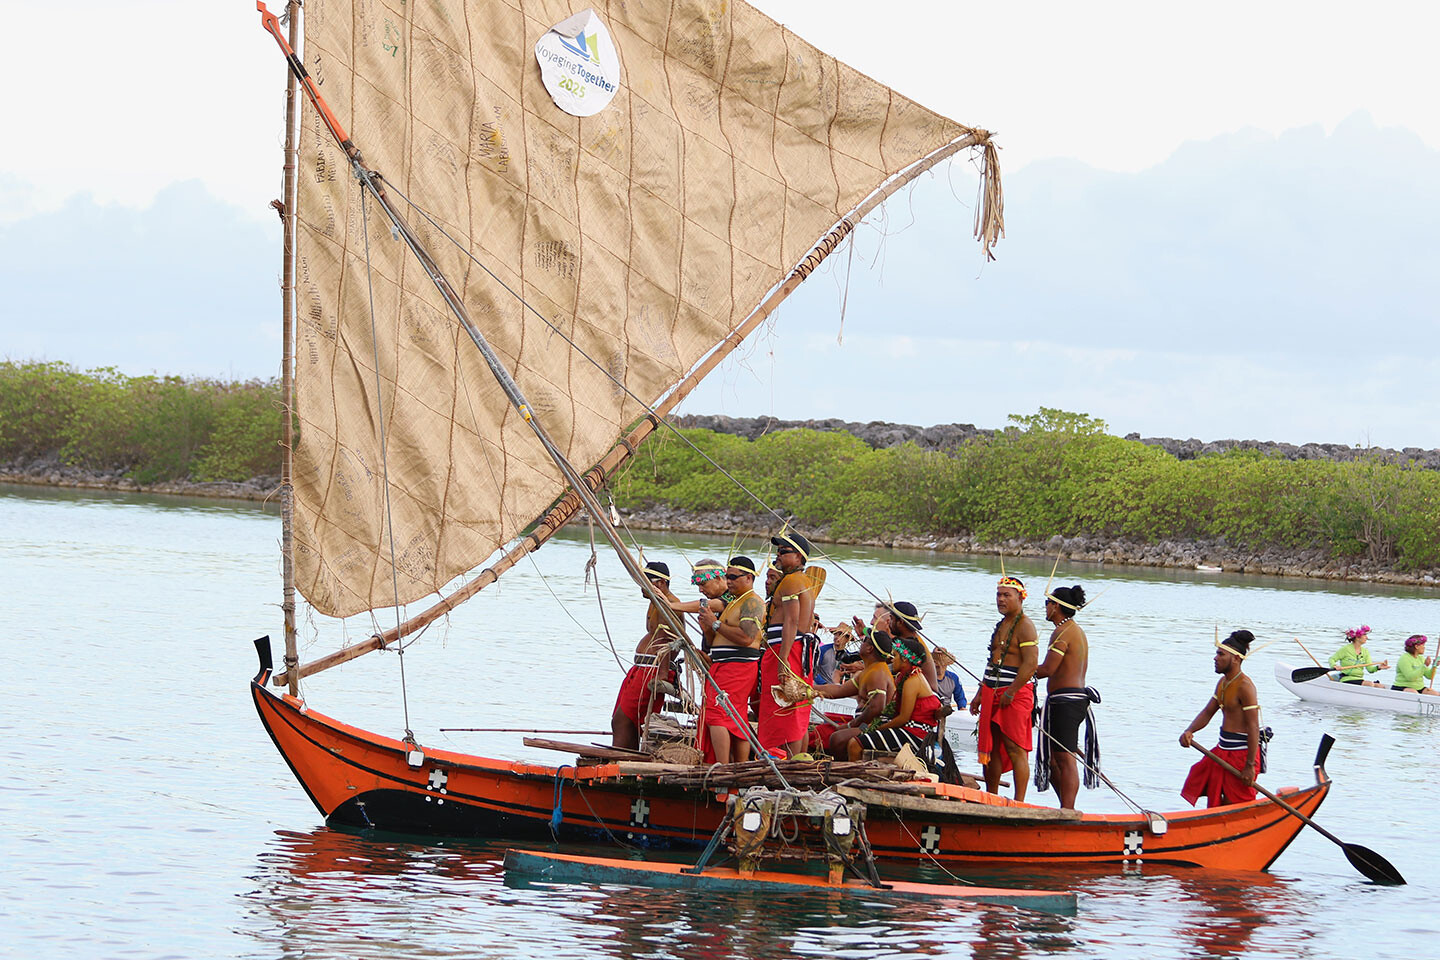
1189, 743, 1405, 885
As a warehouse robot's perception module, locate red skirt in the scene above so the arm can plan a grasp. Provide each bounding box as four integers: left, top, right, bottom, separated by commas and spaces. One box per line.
757, 643, 811, 750
612, 664, 661, 725
976, 683, 1034, 773
700, 659, 760, 741
1181, 747, 1257, 808
807, 710, 852, 754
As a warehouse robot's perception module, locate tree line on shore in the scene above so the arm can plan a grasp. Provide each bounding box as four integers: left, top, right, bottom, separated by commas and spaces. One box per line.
4, 361, 1437, 569
0, 361, 281, 484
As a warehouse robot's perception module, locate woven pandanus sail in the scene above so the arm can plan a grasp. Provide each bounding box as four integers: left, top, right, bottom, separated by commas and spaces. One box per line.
291, 0, 988, 617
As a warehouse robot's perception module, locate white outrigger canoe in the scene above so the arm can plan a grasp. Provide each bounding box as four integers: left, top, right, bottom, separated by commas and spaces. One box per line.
1275, 661, 1440, 717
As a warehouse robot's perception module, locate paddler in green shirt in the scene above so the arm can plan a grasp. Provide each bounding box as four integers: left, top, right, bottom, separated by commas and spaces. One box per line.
1391, 635, 1437, 694
1328, 625, 1388, 687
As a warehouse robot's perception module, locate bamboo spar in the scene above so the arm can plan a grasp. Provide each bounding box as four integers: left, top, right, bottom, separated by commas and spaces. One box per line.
278, 0, 301, 696
273, 129, 999, 687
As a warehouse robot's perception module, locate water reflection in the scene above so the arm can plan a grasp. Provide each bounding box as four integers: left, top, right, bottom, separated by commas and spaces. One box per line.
243, 829, 1336, 960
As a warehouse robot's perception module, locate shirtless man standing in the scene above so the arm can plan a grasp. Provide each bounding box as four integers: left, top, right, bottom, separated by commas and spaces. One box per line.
695, 557, 766, 763
1179, 630, 1264, 807
610, 561, 680, 750
1033, 584, 1096, 809
759, 531, 818, 756
970, 576, 1038, 801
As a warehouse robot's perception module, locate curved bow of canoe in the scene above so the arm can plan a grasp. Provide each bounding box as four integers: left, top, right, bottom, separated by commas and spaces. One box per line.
253, 639, 1328, 872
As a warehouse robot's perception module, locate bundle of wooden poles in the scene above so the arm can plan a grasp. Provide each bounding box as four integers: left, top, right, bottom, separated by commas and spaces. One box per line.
656, 758, 919, 790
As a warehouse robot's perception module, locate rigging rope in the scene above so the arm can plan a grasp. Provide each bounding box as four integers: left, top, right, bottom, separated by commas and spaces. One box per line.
358, 181, 414, 740
386, 179, 1153, 810
455, 335, 624, 667
585, 514, 625, 670
383, 173, 997, 681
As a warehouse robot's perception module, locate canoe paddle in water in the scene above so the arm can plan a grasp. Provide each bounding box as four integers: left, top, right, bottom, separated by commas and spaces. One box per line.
1190, 742, 1405, 884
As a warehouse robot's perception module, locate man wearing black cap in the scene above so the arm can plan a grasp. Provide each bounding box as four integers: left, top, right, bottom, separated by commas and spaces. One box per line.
888, 600, 941, 693
759, 530, 819, 756
695, 557, 766, 763
610, 561, 681, 749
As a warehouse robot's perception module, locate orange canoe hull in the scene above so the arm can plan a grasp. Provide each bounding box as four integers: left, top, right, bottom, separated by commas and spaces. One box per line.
254, 679, 1326, 872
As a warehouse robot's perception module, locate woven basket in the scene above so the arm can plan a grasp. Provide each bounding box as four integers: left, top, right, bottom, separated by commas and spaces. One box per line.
654, 742, 703, 765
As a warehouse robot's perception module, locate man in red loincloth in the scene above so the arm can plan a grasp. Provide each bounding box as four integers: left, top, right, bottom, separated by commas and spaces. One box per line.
610, 561, 680, 750
1179, 629, 1266, 807
970, 576, 1039, 801
758, 531, 818, 757
696, 557, 765, 764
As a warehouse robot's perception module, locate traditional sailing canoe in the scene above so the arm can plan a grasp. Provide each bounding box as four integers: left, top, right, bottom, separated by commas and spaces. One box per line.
251, 0, 1329, 883
253, 0, 1008, 839
1275, 660, 1440, 716
502, 850, 1078, 914
254, 642, 1330, 871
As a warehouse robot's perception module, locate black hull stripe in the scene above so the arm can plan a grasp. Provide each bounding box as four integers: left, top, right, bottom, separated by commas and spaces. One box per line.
254, 681, 711, 840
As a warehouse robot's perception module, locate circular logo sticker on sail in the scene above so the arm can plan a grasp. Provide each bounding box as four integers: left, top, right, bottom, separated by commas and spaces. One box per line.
535, 9, 621, 117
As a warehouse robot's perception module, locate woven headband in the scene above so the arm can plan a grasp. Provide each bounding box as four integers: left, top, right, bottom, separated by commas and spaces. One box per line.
773, 532, 810, 561
643, 564, 669, 581
1044, 592, 1078, 611
728, 561, 758, 577
1216, 637, 1271, 660
896, 642, 925, 666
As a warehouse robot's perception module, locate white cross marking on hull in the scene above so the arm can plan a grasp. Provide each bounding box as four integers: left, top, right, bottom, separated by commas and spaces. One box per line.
1123, 830, 1143, 859
427, 768, 448, 792
920, 825, 941, 853
630, 798, 650, 826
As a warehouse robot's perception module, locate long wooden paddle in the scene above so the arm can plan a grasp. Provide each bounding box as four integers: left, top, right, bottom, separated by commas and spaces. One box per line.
1293, 637, 1326, 669
1190, 743, 1405, 884
1290, 638, 1337, 682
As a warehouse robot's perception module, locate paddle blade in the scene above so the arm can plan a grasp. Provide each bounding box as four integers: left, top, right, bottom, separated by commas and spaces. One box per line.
1343, 843, 1406, 885
1291, 666, 1332, 683
807, 565, 827, 600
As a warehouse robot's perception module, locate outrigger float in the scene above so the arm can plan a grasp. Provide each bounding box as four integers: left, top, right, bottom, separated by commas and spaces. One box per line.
503, 851, 1077, 914
255, 640, 1330, 874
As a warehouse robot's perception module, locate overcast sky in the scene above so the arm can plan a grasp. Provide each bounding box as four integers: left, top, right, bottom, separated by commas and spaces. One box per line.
2, 1, 1438, 446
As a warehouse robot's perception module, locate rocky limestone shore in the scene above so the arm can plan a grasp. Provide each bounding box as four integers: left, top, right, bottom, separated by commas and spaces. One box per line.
609, 503, 1440, 588
675, 414, 1440, 467
0, 455, 278, 503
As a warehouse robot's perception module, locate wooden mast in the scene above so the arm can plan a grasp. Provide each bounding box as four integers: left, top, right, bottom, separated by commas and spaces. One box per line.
271, 131, 999, 686
277, 0, 301, 696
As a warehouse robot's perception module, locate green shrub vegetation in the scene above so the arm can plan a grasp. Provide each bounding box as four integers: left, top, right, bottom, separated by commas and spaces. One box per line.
6, 362, 1437, 568
0, 361, 283, 483
611, 408, 1440, 569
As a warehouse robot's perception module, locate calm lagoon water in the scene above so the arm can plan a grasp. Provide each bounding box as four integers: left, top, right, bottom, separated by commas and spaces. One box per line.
3, 481, 1438, 959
